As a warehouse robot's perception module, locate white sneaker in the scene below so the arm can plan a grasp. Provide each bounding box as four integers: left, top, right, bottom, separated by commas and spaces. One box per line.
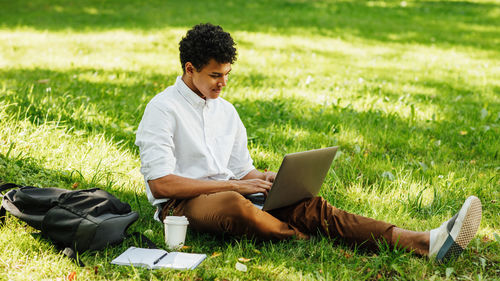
429, 196, 482, 262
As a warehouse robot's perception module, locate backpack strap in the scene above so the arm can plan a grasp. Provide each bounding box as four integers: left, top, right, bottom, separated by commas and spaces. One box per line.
0, 183, 21, 194
62, 247, 85, 267
0, 183, 22, 224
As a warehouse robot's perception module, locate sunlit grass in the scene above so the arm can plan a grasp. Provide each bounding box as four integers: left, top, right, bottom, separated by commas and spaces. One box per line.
0, 29, 183, 72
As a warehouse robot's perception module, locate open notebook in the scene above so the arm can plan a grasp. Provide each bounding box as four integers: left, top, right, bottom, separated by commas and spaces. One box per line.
111, 247, 206, 270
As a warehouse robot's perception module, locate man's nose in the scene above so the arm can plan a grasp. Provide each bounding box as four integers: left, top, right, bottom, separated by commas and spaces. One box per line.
219, 76, 227, 87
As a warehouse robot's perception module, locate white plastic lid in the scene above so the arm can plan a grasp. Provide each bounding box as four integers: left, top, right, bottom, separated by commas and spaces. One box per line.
164, 216, 189, 225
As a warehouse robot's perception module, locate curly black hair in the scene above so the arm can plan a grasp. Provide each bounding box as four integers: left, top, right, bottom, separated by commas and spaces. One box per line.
179, 23, 237, 73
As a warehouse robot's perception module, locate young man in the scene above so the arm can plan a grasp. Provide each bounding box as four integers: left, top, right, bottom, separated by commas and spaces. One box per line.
135, 23, 482, 262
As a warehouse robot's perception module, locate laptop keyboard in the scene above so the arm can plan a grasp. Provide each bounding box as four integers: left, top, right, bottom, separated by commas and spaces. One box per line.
244, 192, 265, 206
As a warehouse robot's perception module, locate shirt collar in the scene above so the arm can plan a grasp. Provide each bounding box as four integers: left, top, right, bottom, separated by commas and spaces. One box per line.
175, 76, 211, 108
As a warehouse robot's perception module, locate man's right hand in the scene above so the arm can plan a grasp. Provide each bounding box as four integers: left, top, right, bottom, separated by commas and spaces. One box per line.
229, 179, 272, 196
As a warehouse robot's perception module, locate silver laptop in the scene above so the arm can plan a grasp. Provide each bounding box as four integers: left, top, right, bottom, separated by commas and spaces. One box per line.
246, 146, 338, 211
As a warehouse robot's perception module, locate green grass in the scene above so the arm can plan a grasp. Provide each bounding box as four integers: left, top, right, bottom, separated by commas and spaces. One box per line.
0, 0, 499, 280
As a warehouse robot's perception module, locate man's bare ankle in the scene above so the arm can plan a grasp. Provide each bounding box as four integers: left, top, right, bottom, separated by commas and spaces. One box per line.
392, 228, 430, 256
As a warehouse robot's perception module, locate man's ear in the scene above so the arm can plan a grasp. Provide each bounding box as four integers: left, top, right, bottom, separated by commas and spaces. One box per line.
185, 62, 195, 75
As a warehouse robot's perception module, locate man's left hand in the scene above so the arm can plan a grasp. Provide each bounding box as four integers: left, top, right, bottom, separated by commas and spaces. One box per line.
263, 171, 277, 183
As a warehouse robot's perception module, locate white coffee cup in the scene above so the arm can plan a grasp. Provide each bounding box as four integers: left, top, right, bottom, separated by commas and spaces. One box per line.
163, 216, 189, 250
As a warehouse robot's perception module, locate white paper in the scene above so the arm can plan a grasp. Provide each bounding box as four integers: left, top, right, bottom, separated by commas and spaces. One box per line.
155, 252, 206, 269
111, 247, 206, 270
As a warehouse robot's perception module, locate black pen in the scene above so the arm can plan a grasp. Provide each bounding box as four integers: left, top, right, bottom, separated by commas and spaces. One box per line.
153, 252, 169, 265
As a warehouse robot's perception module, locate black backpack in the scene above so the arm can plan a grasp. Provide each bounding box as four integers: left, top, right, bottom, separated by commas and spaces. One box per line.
0, 183, 156, 266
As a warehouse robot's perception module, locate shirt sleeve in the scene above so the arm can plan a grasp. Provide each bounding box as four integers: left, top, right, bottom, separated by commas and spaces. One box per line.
135, 101, 177, 182
227, 112, 255, 179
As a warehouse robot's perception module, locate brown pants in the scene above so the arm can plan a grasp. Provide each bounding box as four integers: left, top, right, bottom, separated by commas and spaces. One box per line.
161, 191, 395, 250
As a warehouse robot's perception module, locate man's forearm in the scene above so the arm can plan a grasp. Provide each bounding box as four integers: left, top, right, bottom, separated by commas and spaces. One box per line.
148, 174, 236, 199
149, 170, 273, 200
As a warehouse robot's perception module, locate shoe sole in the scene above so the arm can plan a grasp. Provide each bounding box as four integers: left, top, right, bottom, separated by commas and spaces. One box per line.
437, 196, 482, 262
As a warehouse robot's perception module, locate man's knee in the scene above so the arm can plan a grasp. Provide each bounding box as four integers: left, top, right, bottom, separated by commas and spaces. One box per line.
213, 190, 245, 203
192, 191, 255, 221
206, 192, 260, 231
218, 191, 255, 219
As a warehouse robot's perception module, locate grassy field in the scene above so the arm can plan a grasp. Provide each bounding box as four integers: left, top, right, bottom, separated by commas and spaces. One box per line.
1, 0, 499, 280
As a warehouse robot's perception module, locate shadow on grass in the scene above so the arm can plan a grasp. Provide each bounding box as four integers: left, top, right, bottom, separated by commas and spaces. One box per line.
1, 0, 499, 51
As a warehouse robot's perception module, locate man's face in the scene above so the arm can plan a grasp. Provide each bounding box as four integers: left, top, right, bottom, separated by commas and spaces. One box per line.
189, 59, 232, 100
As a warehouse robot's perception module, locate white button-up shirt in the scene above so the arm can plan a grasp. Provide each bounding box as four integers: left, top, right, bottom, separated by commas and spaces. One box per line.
135, 76, 255, 212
